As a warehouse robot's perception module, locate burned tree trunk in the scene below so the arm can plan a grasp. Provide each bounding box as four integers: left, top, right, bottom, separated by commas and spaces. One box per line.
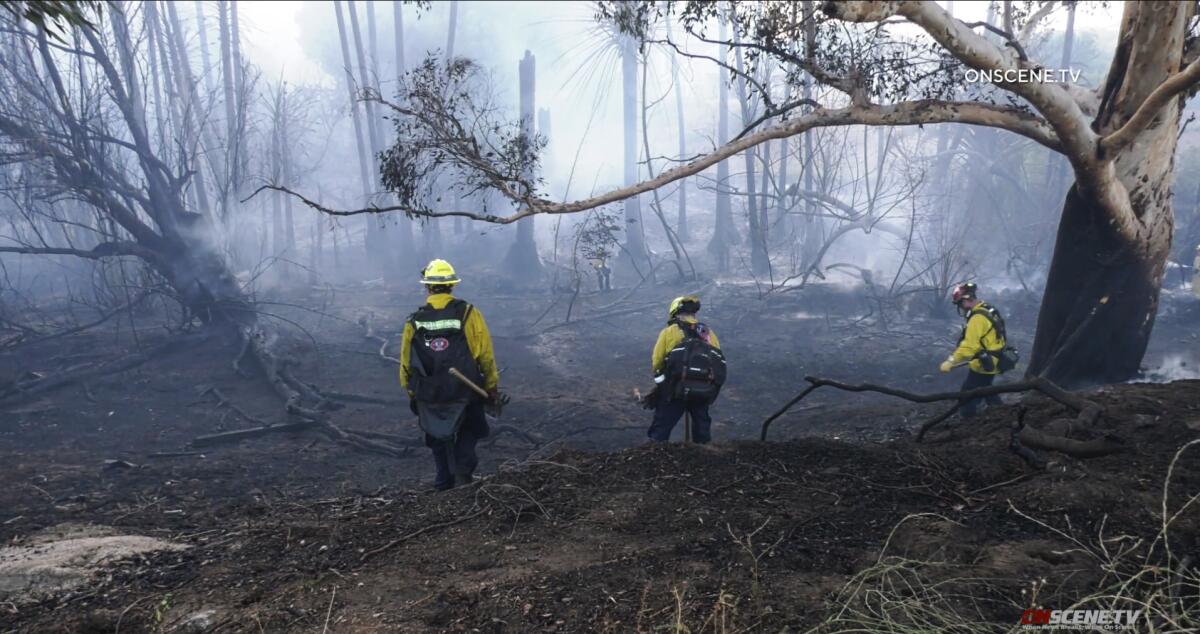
734, 38, 768, 277
1028, 1, 1191, 386
446, 0, 464, 238
281, 88, 296, 276
162, 3, 215, 219
619, 36, 648, 275
350, 0, 391, 271
194, 0, 216, 96
505, 50, 544, 278
390, 1, 414, 268
4, 10, 252, 327
669, 14, 688, 242
708, 16, 734, 272
230, 0, 247, 188
217, 0, 236, 222
270, 88, 285, 261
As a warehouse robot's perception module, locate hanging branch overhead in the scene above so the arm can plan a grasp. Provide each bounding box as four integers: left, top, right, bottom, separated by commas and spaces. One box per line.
258, 97, 1061, 224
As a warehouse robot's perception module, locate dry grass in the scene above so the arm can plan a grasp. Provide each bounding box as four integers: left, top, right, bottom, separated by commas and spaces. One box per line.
811, 440, 1200, 633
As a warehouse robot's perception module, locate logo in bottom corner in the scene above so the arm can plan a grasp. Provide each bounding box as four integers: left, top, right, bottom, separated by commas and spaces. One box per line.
1019, 609, 1141, 630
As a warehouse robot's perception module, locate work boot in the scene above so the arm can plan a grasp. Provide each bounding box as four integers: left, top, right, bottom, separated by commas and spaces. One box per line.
454, 472, 474, 487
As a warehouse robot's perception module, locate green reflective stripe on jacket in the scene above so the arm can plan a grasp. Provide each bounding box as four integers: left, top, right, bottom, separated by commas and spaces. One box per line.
414, 319, 462, 331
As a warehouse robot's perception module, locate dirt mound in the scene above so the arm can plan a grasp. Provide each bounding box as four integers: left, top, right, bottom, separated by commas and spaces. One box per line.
2, 381, 1198, 632
0, 524, 185, 605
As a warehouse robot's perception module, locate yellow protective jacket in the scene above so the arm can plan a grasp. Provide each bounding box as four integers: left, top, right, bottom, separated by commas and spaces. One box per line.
400, 293, 499, 394
950, 303, 1005, 375
652, 316, 721, 375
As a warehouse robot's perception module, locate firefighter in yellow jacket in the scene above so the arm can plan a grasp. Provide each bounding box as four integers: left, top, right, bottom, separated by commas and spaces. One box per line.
400, 259, 502, 490
646, 295, 725, 443
939, 282, 1005, 418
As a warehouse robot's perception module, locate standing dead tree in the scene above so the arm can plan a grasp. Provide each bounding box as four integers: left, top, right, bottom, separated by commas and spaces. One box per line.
0, 6, 401, 458
0, 5, 249, 324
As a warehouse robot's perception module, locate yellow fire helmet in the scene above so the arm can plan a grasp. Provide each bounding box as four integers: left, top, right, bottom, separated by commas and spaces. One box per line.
668, 295, 701, 319
420, 258, 461, 285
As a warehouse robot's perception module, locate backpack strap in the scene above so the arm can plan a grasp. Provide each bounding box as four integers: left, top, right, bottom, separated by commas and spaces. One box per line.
411, 299, 472, 333
457, 300, 474, 327
969, 304, 1006, 353
671, 318, 702, 339
972, 304, 1006, 341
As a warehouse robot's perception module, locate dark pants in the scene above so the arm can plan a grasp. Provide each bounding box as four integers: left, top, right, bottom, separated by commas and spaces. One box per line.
648, 397, 713, 444
959, 370, 1003, 418
427, 401, 488, 490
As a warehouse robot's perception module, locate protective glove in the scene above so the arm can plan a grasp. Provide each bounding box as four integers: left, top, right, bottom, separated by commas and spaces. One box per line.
939, 358, 955, 373
640, 385, 660, 410
487, 389, 510, 406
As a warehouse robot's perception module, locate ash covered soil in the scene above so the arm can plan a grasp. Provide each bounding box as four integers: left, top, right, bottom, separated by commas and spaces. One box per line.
1, 282, 1198, 632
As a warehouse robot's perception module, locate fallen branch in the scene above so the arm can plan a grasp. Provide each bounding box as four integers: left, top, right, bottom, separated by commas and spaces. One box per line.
356, 313, 400, 365
920, 403, 965, 435
359, 509, 487, 562
1009, 407, 1047, 469
550, 424, 646, 443
202, 386, 271, 427
145, 451, 206, 459
317, 390, 406, 407
311, 420, 414, 458
192, 419, 420, 455
192, 422, 316, 447
0, 333, 208, 406
761, 376, 1117, 459
350, 428, 424, 446
239, 327, 409, 458
0, 291, 150, 352
480, 424, 541, 448
1017, 423, 1125, 458
280, 366, 337, 411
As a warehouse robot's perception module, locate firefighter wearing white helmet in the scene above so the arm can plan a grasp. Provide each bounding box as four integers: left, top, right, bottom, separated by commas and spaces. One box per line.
400, 259, 504, 490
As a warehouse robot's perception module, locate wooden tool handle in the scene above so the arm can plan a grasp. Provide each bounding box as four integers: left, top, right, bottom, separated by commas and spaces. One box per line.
448, 367, 490, 399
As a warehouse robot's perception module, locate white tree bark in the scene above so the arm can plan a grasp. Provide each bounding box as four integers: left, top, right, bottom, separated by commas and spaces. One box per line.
332, 0, 375, 258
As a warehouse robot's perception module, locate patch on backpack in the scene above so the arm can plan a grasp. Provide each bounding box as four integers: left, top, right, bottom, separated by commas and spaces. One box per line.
429, 337, 450, 352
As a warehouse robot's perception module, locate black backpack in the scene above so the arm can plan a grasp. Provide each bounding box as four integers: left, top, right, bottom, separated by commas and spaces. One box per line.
665, 321, 727, 403
968, 304, 1020, 374
407, 299, 486, 403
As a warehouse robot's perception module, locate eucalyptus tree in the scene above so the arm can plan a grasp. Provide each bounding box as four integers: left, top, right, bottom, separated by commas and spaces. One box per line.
286, 1, 1200, 387
332, 0, 376, 259
668, 15, 689, 241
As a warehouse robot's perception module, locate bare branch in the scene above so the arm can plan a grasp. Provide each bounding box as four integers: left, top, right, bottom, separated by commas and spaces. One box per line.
1017, 1, 1059, 45
1100, 57, 1200, 156
265, 99, 1058, 224
0, 241, 152, 260
959, 20, 1029, 62
890, 1, 1097, 161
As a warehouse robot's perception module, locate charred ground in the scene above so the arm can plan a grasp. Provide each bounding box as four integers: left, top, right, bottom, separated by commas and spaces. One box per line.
1, 281, 1198, 632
